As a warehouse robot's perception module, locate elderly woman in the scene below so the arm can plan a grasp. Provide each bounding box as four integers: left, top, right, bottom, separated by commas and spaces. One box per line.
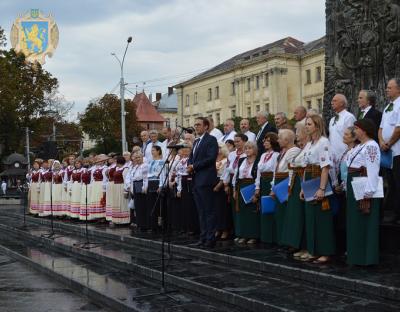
27, 160, 41, 215
300, 115, 335, 264
254, 132, 280, 245
111, 156, 130, 225
213, 143, 231, 240
346, 119, 381, 266
272, 129, 301, 246
105, 156, 117, 222
176, 145, 199, 234
233, 141, 259, 244
332, 126, 359, 254
89, 155, 108, 220
281, 125, 309, 257
128, 151, 149, 231
51, 161, 64, 217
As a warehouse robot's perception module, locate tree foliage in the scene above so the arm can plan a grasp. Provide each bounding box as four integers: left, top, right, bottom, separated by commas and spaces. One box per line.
0, 26, 77, 158
79, 93, 142, 154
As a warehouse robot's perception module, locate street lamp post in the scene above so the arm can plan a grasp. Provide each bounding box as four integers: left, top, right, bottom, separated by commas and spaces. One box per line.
112, 36, 133, 153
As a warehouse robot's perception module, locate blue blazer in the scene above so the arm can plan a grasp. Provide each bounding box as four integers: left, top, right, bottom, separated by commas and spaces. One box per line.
188, 132, 218, 187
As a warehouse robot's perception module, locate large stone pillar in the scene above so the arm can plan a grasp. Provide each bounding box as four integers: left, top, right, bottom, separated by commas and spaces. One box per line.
323, 0, 400, 120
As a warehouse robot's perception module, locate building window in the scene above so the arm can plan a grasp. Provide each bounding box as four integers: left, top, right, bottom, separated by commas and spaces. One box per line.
306, 69, 311, 84
231, 82, 235, 95
215, 86, 219, 99
216, 112, 220, 125
207, 88, 212, 101
185, 94, 190, 107
265, 73, 269, 87
316, 66, 322, 82
186, 119, 190, 126
255, 76, 260, 89
265, 103, 270, 112
256, 105, 260, 112
306, 100, 312, 109
247, 107, 251, 117
232, 109, 236, 118
247, 78, 251, 91
317, 98, 322, 112
194, 92, 198, 104
165, 118, 170, 127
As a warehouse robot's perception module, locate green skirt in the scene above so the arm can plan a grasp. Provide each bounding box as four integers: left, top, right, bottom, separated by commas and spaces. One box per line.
304, 172, 335, 256
260, 175, 274, 243
274, 176, 288, 246
281, 175, 305, 249
346, 171, 379, 265
236, 179, 260, 239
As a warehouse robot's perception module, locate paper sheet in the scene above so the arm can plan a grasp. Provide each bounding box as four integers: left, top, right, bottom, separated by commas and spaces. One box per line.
351, 177, 384, 201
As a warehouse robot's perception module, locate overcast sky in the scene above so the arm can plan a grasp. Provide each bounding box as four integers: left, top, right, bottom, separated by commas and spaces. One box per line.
1, 0, 325, 120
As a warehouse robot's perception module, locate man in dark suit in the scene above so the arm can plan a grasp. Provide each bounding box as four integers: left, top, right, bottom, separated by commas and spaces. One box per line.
357, 90, 382, 139
255, 111, 277, 158
188, 117, 219, 248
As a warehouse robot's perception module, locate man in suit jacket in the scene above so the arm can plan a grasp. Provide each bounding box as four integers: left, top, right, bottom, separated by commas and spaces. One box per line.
255, 111, 277, 158
357, 90, 382, 139
188, 117, 219, 248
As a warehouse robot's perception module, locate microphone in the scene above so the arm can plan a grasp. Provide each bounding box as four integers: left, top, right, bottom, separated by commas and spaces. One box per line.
177, 125, 195, 132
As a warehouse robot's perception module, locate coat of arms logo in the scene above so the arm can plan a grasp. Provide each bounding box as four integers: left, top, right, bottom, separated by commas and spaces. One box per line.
10, 9, 59, 64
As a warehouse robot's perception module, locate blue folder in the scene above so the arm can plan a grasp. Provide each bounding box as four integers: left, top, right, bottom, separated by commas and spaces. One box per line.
271, 177, 289, 204
301, 177, 333, 202
240, 183, 256, 204
381, 150, 393, 169
261, 196, 276, 215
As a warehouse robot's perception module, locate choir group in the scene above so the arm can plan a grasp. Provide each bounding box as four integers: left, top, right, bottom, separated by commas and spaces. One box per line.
26, 78, 400, 267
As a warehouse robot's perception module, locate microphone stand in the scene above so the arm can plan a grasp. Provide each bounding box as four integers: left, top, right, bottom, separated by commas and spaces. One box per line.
74, 169, 102, 249
42, 170, 62, 239
17, 182, 29, 230
133, 129, 186, 300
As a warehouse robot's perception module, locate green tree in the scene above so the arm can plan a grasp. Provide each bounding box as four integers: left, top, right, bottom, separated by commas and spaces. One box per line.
0, 26, 60, 155
79, 93, 141, 154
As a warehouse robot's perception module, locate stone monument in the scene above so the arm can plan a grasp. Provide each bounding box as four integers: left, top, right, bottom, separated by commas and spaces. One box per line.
323, 0, 400, 119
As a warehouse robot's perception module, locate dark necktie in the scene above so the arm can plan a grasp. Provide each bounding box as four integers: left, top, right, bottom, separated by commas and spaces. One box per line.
385, 103, 394, 113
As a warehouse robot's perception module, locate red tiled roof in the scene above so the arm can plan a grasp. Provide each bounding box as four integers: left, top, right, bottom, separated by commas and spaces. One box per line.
133, 92, 165, 123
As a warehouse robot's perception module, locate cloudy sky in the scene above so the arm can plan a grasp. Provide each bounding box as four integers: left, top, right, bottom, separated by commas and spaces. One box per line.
1, 0, 325, 120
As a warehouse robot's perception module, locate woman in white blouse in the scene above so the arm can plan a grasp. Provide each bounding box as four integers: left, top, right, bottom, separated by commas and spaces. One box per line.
253, 132, 280, 245
281, 125, 309, 258
346, 119, 381, 266
176, 146, 199, 234
272, 129, 301, 246
233, 141, 259, 245
213, 143, 231, 240
333, 126, 359, 255
129, 151, 149, 231
147, 145, 165, 231
300, 114, 335, 264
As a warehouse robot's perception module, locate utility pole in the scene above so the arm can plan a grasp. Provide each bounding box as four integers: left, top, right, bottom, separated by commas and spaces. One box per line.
26, 127, 30, 170
112, 36, 133, 153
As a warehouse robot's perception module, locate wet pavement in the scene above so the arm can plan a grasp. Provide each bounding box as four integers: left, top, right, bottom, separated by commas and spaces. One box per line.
0, 251, 109, 312
0, 206, 400, 311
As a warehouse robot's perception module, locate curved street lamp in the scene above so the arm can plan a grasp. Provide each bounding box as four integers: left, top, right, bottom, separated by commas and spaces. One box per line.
111, 36, 133, 152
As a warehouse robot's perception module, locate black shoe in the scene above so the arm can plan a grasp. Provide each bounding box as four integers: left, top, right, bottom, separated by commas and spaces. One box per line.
189, 241, 204, 247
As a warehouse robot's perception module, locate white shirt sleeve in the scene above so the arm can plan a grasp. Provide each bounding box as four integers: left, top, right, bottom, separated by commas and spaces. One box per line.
364, 143, 380, 195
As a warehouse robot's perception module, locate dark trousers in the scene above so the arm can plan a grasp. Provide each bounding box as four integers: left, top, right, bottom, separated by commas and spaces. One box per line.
193, 185, 216, 242
392, 156, 400, 218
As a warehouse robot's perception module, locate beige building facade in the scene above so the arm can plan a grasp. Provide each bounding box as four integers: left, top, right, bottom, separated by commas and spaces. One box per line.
175, 37, 325, 126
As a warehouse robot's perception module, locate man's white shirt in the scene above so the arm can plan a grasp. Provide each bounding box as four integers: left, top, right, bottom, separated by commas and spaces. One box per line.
218, 131, 237, 143
210, 128, 223, 140
380, 96, 400, 156
329, 109, 356, 161
243, 130, 256, 142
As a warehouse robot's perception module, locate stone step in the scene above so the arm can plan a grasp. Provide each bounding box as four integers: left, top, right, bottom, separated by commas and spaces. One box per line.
0, 215, 398, 311
5, 210, 400, 303
0, 227, 244, 312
